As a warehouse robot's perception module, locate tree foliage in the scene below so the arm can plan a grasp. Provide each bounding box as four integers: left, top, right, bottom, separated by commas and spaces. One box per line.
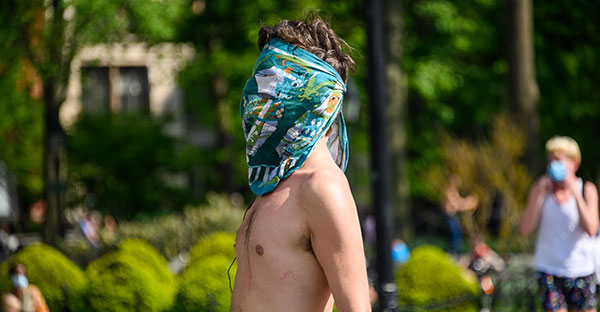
535, 0, 600, 179
404, 0, 600, 199
67, 114, 191, 219
1, 0, 189, 233
2, 0, 600, 244
422, 114, 533, 250
0, 1, 45, 206
403, 0, 508, 198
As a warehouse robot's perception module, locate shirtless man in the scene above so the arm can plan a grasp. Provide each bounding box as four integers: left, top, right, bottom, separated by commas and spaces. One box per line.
231, 17, 371, 312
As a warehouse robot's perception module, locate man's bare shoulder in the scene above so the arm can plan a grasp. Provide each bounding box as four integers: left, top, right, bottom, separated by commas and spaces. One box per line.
301, 166, 350, 196
292, 166, 355, 218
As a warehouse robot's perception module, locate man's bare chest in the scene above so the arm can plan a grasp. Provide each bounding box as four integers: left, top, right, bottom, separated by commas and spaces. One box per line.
237, 199, 312, 260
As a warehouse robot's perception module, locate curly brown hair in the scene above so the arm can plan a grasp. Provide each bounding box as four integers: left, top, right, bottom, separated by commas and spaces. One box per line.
257, 16, 356, 83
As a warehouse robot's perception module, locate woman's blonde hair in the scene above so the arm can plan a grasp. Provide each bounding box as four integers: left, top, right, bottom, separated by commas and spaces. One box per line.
545, 136, 581, 164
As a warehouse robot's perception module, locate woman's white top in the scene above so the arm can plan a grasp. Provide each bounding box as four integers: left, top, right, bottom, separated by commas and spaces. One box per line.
534, 178, 595, 277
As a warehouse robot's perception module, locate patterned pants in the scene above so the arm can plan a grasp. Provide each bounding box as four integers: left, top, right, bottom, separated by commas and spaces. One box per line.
537, 271, 597, 311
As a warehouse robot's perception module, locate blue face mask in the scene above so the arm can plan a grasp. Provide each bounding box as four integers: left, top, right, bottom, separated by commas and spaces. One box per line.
11, 274, 28, 289
548, 160, 566, 182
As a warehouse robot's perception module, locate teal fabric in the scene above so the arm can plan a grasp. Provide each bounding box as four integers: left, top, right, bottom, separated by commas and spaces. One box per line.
241, 38, 349, 196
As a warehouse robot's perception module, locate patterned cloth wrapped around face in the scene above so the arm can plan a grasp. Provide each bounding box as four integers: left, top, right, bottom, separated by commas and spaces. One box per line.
241, 38, 349, 196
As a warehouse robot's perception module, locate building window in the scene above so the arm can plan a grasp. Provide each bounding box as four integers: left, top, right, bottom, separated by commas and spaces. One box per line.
118, 67, 150, 113
81, 66, 110, 114
81, 66, 149, 114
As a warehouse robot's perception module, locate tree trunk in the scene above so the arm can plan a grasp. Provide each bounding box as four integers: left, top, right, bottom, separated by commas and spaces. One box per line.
213, 72, 236, 193
42, 0, 68, 245
43, 82, 67, 245
384, 0, 412, 240
207, 36, 236, 193
506, 0, 541, 173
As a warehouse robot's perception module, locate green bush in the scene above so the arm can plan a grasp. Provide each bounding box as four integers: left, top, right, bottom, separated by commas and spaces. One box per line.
84, 241, 176, 312
0, 243, 87, 312
173, 255, 236, 312
395, 245, 480, 312
188, 232, 236, 265
57, 235, 105, 266
119, 193, 244, 259
119, 238, 177, 303
173, 232, 237, 311
491, 254, 539, 311
120, 213, 185, 259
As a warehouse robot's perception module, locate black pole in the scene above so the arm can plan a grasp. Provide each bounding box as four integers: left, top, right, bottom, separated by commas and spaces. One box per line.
365, 0, 399, 311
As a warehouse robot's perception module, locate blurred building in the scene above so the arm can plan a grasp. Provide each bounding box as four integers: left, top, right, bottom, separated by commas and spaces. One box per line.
61, 42, 215, 146
0, 162, 18, 223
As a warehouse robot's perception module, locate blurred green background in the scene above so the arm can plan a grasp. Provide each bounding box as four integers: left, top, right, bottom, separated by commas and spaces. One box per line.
0, 0, 599, 310
2, 0, 598, 244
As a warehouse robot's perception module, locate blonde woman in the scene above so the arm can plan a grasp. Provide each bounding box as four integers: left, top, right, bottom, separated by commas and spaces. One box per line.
520, 136, 599, 312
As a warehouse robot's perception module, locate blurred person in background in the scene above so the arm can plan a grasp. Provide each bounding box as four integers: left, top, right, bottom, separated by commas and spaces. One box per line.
28, 200, 46, 225
391, 239, 410, 268
520, 136, 598, 312
2, 263, 48, 312
467, 234, 505, 298
100, 215, 118, 246
1, 292, 20, 312
80, 211, 100, 247
231, 15, 370, 311
0, 224, 19, 260
443, 175, 478, 255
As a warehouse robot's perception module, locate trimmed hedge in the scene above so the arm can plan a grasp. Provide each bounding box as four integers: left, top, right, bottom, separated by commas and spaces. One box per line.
119, 193, 244, 259
84, 239, 176, 312
174, 255, 235, 312
188, 232, 236, 265
395, 245, 480, 312
119, 238, 177, 304
173, 232, 237, 312
0, 243, 87, 312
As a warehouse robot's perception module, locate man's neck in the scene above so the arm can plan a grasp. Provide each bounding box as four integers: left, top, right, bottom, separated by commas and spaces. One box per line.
301, 137, 336, 171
